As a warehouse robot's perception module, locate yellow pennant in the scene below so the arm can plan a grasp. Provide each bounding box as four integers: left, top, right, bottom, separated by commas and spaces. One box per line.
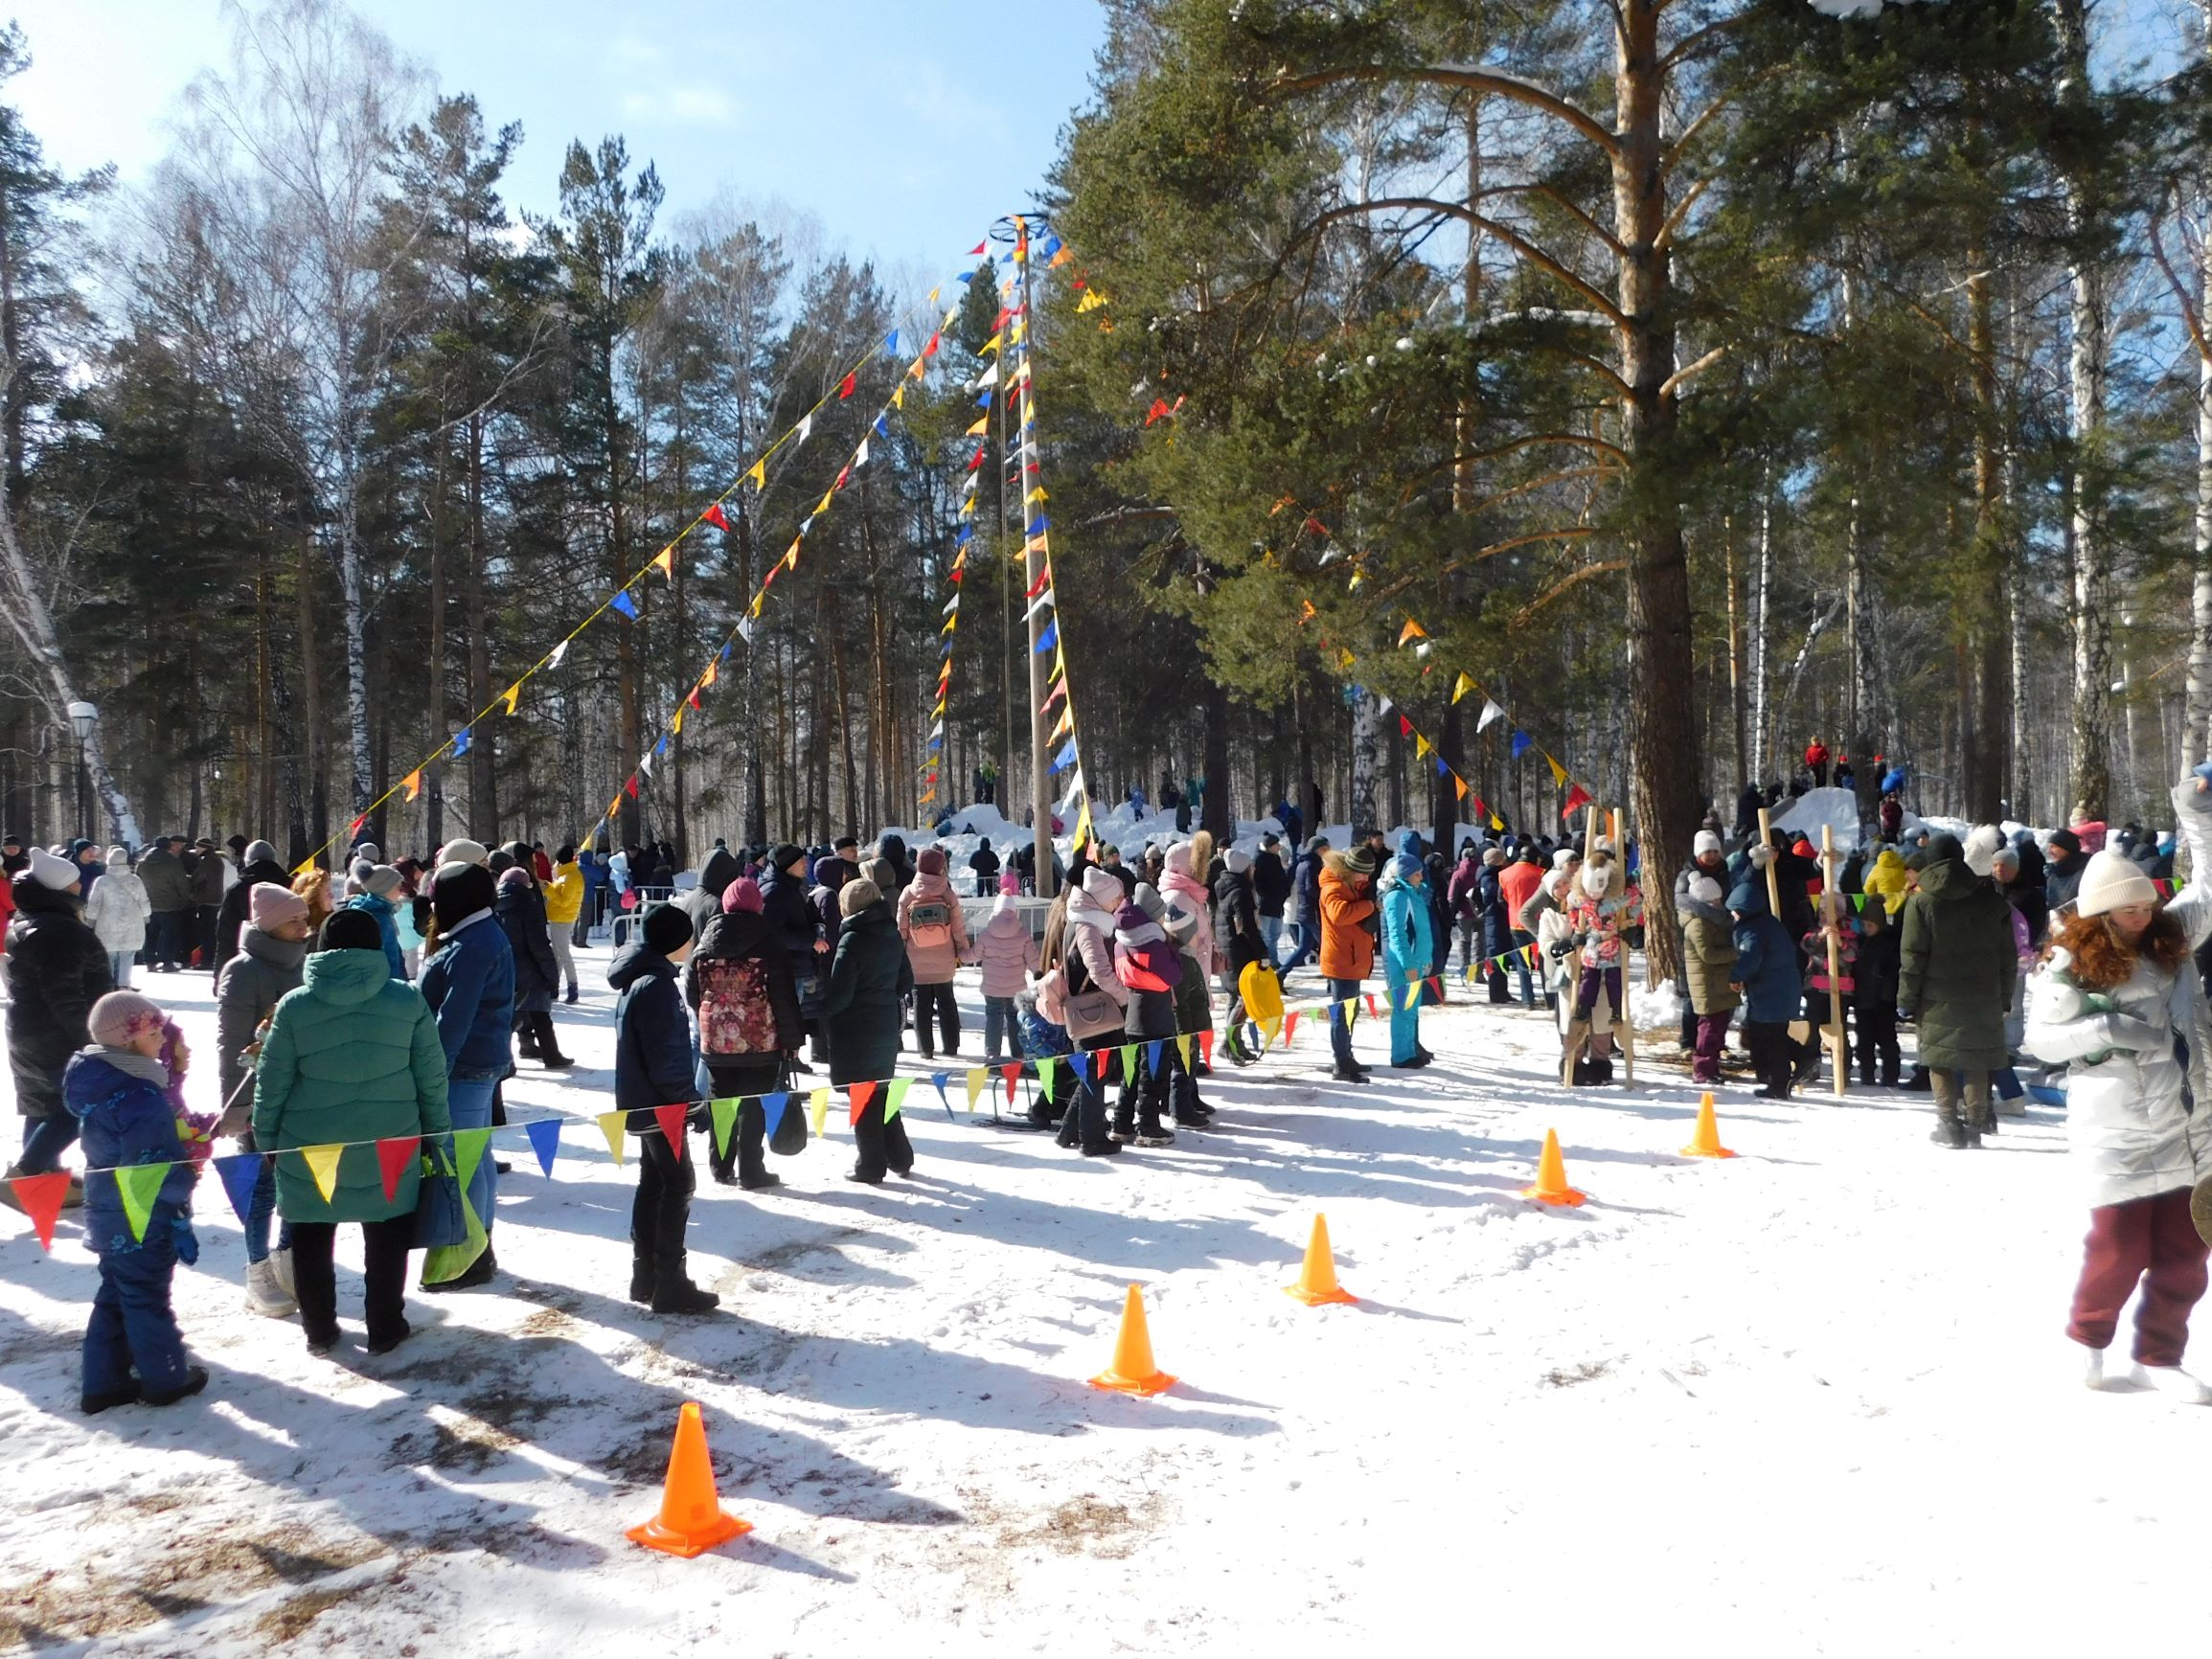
501, 682, 521, 716
1175, 1034, 1193, 1073
979, 331, 1002, 354
402, 769, 422, 803
596, 1111, 627, 1166
967, 415, 989, 436
966, 1068, 986, 1111
784, 541, 800, 572
672, 705, 686, 735
1452, 671, 1475, 704
1454, 775, 1470, 801
1546, 752, 1568, 788
650, 545, 674, 580
745, 460, 765, 490
814, 489, 834, 516
1050, 705, 1074, 739
810, 1088, 831, 1134
893, 383, 906, 408
302, 1144, 344, 1203
927, 284, 940, 305
1414, 734, 1432, 761
1025, 487, 1048, 505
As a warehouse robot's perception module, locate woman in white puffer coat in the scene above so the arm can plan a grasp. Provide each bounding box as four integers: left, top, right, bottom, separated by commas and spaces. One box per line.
2025, 772, 2212, 1400
83, 845, 151, 989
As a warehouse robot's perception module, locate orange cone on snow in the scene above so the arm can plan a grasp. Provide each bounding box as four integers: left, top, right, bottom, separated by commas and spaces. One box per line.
1285, 1213, 1357, 1307
1681, 1093, 1737, 1160
1520, 1128, 1586, 1208
627, 1401, 754, 1557
1089, 1284, 1176, 1396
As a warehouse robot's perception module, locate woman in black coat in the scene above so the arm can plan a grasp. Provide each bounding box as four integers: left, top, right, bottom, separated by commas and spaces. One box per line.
5, 859, 112, 1181
819, 877, 913, 1184
495, 866, 570, 1066
687, 876, 803, 1190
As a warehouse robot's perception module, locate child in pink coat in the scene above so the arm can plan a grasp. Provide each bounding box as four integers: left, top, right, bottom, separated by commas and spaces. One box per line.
974, 875, 1038, 1062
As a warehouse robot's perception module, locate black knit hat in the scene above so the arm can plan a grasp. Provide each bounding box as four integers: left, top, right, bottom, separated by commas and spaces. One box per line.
643, 901, 693, 956
768, 842, 805, 873
431, 863, 497, 933
321, 907, 385, 954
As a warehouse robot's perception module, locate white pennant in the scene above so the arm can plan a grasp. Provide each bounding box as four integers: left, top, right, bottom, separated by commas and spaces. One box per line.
942, 595, 960, 614
977, 363, 999, 389
1024, 590, 1056, 621
736, 617, 754, 643
1378, 695, 1394, 716
796, 414, 813, 443
547, 640, 569, 671
639, 751, 654, 777
1477, 699, 1505, 732
854, 437, 870, 466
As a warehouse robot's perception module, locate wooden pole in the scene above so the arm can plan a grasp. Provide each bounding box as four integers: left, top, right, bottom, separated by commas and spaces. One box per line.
1757, 806, 1782, 918
1612, 807, 1634, 1086
1821, 823, 1848, 1099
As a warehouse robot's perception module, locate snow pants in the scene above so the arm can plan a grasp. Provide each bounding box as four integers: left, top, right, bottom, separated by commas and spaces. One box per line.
1692, 1011, 1733, 1085
2067, 1189, 2211, 1367
1383, 963, 1422, 1065
82, 1231, 190, 1399
913, 981, 959, 1059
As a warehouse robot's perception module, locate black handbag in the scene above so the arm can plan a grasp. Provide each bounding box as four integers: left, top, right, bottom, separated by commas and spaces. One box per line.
767, 1060, 809, 1156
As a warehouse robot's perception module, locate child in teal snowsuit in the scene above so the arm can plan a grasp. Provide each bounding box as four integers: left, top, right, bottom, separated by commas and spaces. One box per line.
1380, 852, 1436, 1068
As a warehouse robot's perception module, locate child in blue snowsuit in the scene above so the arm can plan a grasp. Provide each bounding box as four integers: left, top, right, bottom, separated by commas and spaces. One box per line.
67, 990, 206, 1414
1728, 855, 1807, 1101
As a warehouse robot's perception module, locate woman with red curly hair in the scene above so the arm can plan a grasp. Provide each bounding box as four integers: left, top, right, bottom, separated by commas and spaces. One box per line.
2027, 772, 2212, 1401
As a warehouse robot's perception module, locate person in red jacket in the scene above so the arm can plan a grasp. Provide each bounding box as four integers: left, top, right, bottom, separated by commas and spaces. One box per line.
1804, 738, 1831, 787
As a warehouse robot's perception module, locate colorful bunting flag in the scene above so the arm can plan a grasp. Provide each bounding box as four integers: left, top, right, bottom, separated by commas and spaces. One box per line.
526, 1118, 562, 1177
113, 1162, 169, 1242
596, 1111, 627, 1166
376, 1135, 421, 1203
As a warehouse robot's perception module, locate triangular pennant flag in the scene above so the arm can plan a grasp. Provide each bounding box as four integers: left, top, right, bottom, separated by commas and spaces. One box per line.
649, 545, 674, 581
1176, 1034, 1194, 1073
1197, 1030, 1215, 1071
301, 1145, 344, 1205
526, 1118, 562, 1178
376, 1135, 421, 1203
114, 1159, 170, 1239
848, 1080, 878, 1125
810, 1088, 831, 1133
702, 501, 730, 532
597, 1110, 627, 1166
454, 1126, 493, 1193
1404, 981, 1423, 1011
1511, 729, 1535, 760
402, 768, 422, 804
745, 460, 765, 490
1037, 1056, 1060, 1099
547, 638, 569, 671
760, 1091, 792, 1142
1398, 618, 1426, 647
884, 1078, 912, 1122
215, 1152, 262, 1224
1365, 993, 1380, 1019
929, 1072, 951, 1116
610, 590, 639, 621
653, 1103, 690, 1156
452, 725, 472, 759
709, 1098, 739, 1158
9, 1170, 69, 1250
1452, 672, 1476, 704
500, 681, 522, 716
837, 371, 856, 399
1561, 783, 1593, 818
1001, 1062, 1021, 1103
966, 1067, 986, 1112
1477, 698, 1505, 732
1546, 753, 1569, 788
1284, 1010, 1301, 1046
1146, 1039, 1166, 1079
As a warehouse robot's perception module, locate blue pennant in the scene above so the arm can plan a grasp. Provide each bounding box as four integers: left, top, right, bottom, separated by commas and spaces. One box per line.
610, 590, 639, 621
930, 1071, 951, 1118
451, 726, 472, 759
1035, 621, 1058, 653
760, 1092, 791, 1139
1051, 739, 1078, 773
1511, 729, 1534, 760
215, 1153, 262, 1226
526, 1119, 561, 1178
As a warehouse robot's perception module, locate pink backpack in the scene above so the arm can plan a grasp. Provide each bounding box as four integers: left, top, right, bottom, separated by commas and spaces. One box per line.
696, 956, 776, 1057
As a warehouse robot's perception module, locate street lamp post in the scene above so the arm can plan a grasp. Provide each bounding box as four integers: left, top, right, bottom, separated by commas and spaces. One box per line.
66, 701, 97, 845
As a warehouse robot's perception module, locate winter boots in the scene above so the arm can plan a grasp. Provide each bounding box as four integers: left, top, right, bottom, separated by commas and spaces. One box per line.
244, 1258, 296, 1319
650, 1256, 720, 1315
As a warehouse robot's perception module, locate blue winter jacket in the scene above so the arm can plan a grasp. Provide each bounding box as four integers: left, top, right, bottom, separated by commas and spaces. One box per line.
344, 891, 408, 981
1293, 846, 1325, 922
417, 909, 516, 1078
65, 1049, 194, 1257
610, 943, 697, 1131
1380, 874, 1436, 983
1727, 872, 1803, 1025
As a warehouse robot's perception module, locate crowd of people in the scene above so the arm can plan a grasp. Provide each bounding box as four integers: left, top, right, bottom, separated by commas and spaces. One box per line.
11, 760, 2212, 1410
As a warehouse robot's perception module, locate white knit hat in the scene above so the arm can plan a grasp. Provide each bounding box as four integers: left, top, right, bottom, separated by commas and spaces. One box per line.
1694, 830, 1722, 857
27, 848, 76, 890
2075, 849, 2158, 918
1963, 824, 2005, 877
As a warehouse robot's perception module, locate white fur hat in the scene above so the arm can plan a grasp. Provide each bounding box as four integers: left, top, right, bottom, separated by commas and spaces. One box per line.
1963, 824, 2005, 877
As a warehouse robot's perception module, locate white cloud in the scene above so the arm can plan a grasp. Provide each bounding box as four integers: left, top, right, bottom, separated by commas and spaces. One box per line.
618, 86, 738, 128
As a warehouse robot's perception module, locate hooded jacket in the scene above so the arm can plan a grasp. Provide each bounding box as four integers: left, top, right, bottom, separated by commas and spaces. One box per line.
1898, 837, 2015, 1072
1318, 853, 1377, 981
1293, 839, 1326, 924
1252, 846, 1291, 916
417, 908, 515, 1077
84, 863, 151, 955
5, 875, 110, 1119
608, 943, 697, 1129
2026, 779, 2212, 1206
2045, 843, 2090, 916
67, 1048, 194, 1256
1159, 844, 1215, 969
1211, 865, 1264, 974
898, 862, 972, 983
683, 848, 743, 941
1062, 871, 1130, 1010
758, 859, 820, 970
217, 924, 308, 1111
1861, 849, 1912, 918
493, 877, 559, 1011
252, 946, 452, 1222
347, 889, 409, 983
545, 860, 585, 927
974, 898, 1039, 998
820, 896, 913, 1086
1727, 869, 1802, 1025
1379, 862, 1435, 984
1113, 898, 1181, 1037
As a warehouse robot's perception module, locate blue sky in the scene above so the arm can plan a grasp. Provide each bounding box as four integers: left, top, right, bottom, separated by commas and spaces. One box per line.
4, 0, 1108, 274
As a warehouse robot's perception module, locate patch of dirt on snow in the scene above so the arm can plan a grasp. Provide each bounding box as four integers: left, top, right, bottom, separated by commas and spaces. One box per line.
514, 1306, 576, 1339
959, 1485, 1169, 1559
1542, 1358, 1615, 1388
0, 1522, 384, 1647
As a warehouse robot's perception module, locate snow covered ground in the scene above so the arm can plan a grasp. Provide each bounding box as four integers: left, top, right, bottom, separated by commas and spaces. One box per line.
0, 948, 2204, 1655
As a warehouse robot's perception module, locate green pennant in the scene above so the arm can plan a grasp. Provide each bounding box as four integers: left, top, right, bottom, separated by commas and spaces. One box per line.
113, 1162, 170, 1243
1036, 1055, 1059, 1099
1121, 1043, 1141, 1079
1853, 893, 1866, 913
454, 1126, 493, 1193
884, 1077, 912, 1122
710, 1098, 740, 1157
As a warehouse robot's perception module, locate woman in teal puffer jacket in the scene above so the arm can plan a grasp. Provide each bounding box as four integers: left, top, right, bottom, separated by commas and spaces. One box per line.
252, 909, 451, 1356
1380, 851, 1436, 1069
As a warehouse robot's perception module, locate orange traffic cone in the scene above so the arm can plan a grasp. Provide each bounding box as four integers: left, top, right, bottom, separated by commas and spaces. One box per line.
1681, 1092, 1737, 1159
1089, 1284, 1176, 1396
1520, 1128, 1586, 1208
627, 1401, 754, 1557
1285, 1213, 1357, 1307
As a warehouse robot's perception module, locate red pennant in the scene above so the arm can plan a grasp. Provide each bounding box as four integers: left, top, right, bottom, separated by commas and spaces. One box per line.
837, 372, 856, 399
9, 1170, 70, 1251
701, 502, 730, 532
1145, 398, 1171, 425
1197, 1029, 1215, 1070
687, 688, 702, 711
992, 307, 1012, 328
968, 240, 987, 255
924, 331, 942, 358
348, 812, 368, 836
1000, 1062, 1020, 1102
1284, 1010, 1302, 1044
653, 1103, 690, 1156
1304, 516, 1329, 536
1026, 568, 1052, 599
1561, 783, 1592, 818
848, 1080, 878, 1124
376, 1136, 421, 1203
969, 445, 988, 471
1365, 993, 1380, 1019
625, 776, 640, 800
1399, 715, 1414, 739
834, 464, 853, 490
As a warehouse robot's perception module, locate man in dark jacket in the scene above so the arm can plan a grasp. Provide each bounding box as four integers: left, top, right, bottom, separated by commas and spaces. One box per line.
611, 902, 718, 1314
1900, 832, 2016, 1148
1284, 835, 1329, 973
969, 837, 1001, 898
1212, 848, 1266, 1062
2044, 828, 2088, 918
214, 839, 291, 974
682, 846, 741, 942
3, 851, 111, 1189
136, 835, 192, 971
873, 833, 914, 896
821, 877, 914, 1183
186, 838, 228, 969
1252, 831, 1291, 966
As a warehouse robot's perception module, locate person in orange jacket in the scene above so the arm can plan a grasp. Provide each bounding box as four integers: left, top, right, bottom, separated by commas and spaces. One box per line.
1319, 847, 1379, 1083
